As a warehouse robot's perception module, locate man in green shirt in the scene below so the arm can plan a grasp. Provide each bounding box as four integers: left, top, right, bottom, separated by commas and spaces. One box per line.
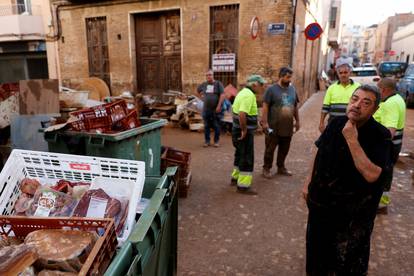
319, 61, 360, 133
231, 75, 266, 195
373, 78, 406, 213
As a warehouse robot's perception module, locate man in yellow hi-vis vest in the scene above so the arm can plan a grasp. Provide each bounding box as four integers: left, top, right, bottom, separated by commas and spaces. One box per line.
374, 77, 406, 213
319, 61, 360, 133
231, 75, 266, 195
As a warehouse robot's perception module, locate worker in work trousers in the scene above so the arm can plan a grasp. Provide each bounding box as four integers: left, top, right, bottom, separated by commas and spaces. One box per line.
319, 59, 360, 133
231, 75, 266, 195
373, 77, 406, 214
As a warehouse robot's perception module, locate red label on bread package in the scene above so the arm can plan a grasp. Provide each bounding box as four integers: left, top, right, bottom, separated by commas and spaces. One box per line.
69, 163, 91, 171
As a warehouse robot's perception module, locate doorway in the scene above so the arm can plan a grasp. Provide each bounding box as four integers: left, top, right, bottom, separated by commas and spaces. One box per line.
135, 10, 182, 96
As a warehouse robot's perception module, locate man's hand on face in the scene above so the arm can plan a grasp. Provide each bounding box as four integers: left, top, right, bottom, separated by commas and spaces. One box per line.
342, 119, 358, 142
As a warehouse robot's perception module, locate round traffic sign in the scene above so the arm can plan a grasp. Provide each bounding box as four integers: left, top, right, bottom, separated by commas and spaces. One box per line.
250, 17, 260, 40
304, 23, 323, 41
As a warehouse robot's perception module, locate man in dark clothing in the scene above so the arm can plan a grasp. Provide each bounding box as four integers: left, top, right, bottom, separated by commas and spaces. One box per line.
302, 84, 392, 276
260, 67, 300, 178
197, 69, 225, 147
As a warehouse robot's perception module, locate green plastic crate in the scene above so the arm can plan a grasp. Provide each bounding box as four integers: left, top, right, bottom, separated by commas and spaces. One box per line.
44, 118, 167, 176
105, 167, 178, 276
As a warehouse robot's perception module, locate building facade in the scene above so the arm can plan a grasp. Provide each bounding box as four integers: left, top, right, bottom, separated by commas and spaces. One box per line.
391, 21, 414, 63
51, 0, 299, 98
374, 13, 414, 64
292, 0, 342, 99
340, 24, 365, 65
0, 0, 52, 83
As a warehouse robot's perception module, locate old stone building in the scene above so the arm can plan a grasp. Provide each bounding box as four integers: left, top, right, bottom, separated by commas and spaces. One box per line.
51, 0, 296, 98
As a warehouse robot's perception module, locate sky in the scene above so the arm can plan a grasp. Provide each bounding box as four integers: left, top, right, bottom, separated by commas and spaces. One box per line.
341, 0, 414, 26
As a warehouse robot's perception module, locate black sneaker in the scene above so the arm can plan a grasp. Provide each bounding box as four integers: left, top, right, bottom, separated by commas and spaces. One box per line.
236, 187, 257, 195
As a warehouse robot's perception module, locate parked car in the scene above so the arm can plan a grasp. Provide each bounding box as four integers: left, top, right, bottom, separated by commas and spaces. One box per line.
351, 67, 380, 85
398, 63, 414, 106
362, 63, 375, 68
378, 61, 407, 79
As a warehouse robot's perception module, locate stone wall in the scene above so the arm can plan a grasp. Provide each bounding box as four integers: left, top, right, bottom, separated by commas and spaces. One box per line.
57, 0, 294, 96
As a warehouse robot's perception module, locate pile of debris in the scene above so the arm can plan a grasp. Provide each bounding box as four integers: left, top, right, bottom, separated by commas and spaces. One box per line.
138, 84, 238, 132
138, 90, 205, 131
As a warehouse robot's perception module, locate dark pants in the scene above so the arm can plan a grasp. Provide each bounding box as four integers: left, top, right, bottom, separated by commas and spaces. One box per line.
203, 110, 220, 144
383, 144, 402, 191
263, 133, 292, 170
306, 207, 374, 276
232, 128, 254, 173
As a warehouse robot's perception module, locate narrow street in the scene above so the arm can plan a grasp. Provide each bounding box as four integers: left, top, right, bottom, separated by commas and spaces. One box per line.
162, 91, 414, 275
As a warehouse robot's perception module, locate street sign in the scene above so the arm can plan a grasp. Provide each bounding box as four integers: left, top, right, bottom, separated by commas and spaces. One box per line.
212, 54, 236, 72
267, 23, 286, 35
304, 22, 323, 41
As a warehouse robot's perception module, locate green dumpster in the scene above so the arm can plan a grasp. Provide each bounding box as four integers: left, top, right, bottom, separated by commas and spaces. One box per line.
106, 167, 178, 276
44, 118, 167, 176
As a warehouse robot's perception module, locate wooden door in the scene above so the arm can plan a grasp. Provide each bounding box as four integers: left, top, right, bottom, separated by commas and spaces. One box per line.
86, 17, 111, 89
135, 11, 181, 95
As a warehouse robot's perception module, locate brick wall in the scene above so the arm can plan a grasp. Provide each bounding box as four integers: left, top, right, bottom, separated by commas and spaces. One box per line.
56, 0, 294, 96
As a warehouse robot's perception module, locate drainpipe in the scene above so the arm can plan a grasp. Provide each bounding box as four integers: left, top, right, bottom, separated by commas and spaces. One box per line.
289, 0, 298, 67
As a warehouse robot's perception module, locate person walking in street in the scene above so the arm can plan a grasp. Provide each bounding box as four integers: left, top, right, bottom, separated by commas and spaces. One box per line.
303, 84, 393, 275
197, 69, 225, 147
231, 75, 266, 195
260, 67, 300, 178
373, 78, 406, 214
319, 60, 360, 133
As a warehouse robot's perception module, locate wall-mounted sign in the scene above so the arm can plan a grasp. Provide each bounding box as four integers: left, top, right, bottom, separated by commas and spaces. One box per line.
212, 54, 236, 72
267, 23, 286, 35
304, 22, 323, 40
250, 16, 259, 40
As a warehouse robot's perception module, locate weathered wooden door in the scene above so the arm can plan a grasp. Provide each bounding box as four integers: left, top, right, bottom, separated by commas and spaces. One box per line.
135, 11, 181, 95
86, 17, 111, 89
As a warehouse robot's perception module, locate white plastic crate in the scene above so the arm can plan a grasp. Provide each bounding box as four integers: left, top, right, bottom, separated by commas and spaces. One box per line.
0, 149, 145, 245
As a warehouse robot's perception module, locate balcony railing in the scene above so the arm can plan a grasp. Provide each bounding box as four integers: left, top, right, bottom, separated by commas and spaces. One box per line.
0, 4, 41, 16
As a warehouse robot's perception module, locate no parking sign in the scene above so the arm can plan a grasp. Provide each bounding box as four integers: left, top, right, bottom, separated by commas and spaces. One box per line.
304, 23, 323, 41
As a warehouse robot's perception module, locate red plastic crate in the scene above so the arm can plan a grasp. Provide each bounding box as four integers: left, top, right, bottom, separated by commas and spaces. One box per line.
0, 216, 117, 276
114, 110, 141, 131
161, 147, 191, 198
69, 100, 128, 131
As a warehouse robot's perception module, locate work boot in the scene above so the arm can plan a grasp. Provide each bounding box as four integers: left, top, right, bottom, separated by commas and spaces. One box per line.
236, 187, 257, 195
230, 178, 237, 186
277, 167, 292, 176
262, 168, 273, 179
377, 206, 388, 215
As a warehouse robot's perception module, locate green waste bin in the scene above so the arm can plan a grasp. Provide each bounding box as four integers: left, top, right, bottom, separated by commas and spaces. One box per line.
44, 118, 167, 176
105, 166, 178, 276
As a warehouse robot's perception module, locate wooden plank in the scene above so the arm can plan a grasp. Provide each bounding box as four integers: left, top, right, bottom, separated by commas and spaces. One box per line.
18, 79, 59, 115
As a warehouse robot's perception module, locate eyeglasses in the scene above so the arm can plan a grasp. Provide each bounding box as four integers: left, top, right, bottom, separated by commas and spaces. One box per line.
206, 74, 213, 76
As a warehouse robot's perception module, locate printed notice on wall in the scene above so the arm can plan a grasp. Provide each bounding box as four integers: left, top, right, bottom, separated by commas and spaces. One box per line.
212, 54, 236, 72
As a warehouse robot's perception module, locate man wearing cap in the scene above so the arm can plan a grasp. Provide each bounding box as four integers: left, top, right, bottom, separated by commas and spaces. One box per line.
231, 75, 265, 195
373, 77, 406, 213
319, 60, 360, 133
197, 69, 225, 147
303, 84, 392, 275
260, 67, 300, 178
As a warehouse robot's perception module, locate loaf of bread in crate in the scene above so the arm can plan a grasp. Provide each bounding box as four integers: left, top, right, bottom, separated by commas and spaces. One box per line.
0, 244, 38, 275
38, 270, 77, 276
25, 229, 96, 273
